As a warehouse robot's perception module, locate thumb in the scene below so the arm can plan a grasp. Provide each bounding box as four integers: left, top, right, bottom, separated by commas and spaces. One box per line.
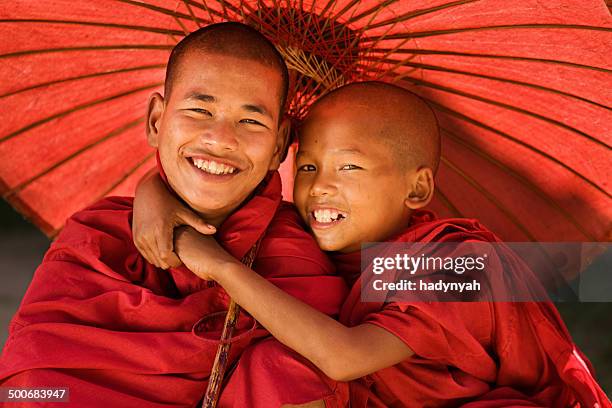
176, 209, 216, 235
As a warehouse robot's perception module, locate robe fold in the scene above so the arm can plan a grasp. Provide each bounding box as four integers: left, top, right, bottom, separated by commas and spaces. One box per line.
0, 170, 348, 407
334, 210, 609, 408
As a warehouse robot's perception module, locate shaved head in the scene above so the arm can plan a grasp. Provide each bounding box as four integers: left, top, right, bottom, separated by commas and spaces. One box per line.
165, 22, 289, 113
304, 81, 440, 173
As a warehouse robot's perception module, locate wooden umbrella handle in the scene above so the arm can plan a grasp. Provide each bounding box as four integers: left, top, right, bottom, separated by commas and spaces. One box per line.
202, 300, 241, 408
201, 240, 261, 408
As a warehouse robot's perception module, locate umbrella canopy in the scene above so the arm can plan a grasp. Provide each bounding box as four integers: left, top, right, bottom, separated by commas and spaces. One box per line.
0, 0, 610, 241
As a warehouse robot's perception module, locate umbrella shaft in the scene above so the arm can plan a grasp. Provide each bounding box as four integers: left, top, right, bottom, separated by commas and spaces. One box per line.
202, 300, 241, 408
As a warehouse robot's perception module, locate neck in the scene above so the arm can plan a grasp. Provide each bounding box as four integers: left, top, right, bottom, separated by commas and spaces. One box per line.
191, 189, 258, 228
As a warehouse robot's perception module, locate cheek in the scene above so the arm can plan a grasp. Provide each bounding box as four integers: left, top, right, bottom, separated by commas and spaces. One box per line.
292, 177, 311, 210
243, 135, 277, 167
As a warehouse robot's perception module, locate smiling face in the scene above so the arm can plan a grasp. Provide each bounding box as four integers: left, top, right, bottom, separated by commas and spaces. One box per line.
294, 107, 414, 253
147, 51, 285, 225
293, 83, 438, 253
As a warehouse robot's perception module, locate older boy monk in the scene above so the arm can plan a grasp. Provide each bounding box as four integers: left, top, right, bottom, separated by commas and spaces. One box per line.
0, 23, 349, 407
135, 82, 609, 407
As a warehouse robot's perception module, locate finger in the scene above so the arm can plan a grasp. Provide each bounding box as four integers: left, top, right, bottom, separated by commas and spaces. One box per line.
156, 226, 179, 269
177, 210, 216, 235
152, 235, 170, 270
142, 237, 164, 268
163, 252, 183, 269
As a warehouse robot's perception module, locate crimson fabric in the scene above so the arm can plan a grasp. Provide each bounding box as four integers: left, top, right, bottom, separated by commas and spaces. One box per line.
0, 170, 348, 407
0, 1, 610, 242
218, 337, 349, 408
334, 210, 609, 408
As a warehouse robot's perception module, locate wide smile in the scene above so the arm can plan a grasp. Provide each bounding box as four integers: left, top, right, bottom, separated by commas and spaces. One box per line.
309, 207, 348, 230
186, 155, 242, 182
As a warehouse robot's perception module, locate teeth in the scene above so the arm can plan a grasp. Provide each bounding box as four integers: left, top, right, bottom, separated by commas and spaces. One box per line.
313, 209, 345, 223
192, 158, 236, 175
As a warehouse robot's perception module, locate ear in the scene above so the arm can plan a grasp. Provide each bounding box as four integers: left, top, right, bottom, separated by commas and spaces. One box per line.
269, 117, 292, 171
146, 92, 165, 148
405, 167, 435, 210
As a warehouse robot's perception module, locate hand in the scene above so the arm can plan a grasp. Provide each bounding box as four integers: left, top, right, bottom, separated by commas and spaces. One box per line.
132, 170, 216, 269
174, 226, 240, 281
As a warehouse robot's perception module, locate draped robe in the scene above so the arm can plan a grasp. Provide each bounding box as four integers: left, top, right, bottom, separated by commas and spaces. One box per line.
335, 210, 609, 408
0, 171, 348, 407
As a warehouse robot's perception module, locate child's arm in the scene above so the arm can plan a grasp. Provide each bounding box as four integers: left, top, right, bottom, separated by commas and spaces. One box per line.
175, 226, 413, 381
132, 169, 216, 269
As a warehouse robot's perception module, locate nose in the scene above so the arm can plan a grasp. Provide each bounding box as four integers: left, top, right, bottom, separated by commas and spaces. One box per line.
200, 120, 239, 152
309, 170, 337, 197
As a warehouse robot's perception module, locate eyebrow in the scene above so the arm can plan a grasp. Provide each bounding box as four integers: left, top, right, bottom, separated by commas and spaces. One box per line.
335, 148, 364, 154
243, 104, 270, 118
186, 93, 216, 103
297, 148, 365, 158
185, 93, 272, 119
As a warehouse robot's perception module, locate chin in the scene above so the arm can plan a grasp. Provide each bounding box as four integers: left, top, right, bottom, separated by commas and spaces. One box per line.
315, 237, 346, 253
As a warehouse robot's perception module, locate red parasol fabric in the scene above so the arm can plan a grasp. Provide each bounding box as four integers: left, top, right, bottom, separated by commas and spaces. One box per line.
0, 0, 610, 242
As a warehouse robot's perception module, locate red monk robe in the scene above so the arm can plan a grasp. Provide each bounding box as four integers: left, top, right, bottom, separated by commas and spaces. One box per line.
0, 171, 348, 407
335, 210, 609, 408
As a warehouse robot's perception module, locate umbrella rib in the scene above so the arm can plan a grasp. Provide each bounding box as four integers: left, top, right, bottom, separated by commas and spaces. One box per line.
358, 58, 611, 110
343, 0, 399, 26
3, 193, 56, 237
330, 0, 361, 22
440, 156, 538, 241
181, 0, 203, 28
0, 83, 161, 144
48, 152, 156, 239
421, 98, 612, 199
0, 45, 173, 60
117, 0, 215, 24
0, 19, 186, 37
369, 48, 612, 74
318, 0, 339, 20
3, 118, 145, 198
362, 24, 612, 42
434, 187, 464, 218
441, 128, 596, 241
397, 76, 611, 150
0, 64, 166, 100
348, 0, 478, 28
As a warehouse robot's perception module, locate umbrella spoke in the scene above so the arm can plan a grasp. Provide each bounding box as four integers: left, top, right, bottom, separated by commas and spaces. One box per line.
343, 0, 398, 26
368, 48, 612, 74
117, 0, 213, 26
47, 152, 156, 239
424, 98, 612, 198
0, 83, 161, 144
362, 24, 612, 42
0, 64, 165, 100
441, 128, 596, 241
395, 76, 611, 149
440, 155, 538, 241
349, 0, 477, 29
358, 59, 611, 110
0, 45, 173, 60
0, 18, 186, 37
4, 118, 145, 197
434, 187, 464, 218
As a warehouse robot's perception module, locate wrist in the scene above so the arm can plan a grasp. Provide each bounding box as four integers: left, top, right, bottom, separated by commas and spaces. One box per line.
215, 260, 247, 286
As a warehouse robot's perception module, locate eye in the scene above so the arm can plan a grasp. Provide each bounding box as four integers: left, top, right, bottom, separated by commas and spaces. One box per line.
189, 108, 211, 115
340, 164, 362, 170
297, 164, 316, 172
240, 118, 266, 127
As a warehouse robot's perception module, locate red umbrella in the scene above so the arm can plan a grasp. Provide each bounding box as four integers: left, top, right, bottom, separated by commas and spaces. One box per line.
0, 0, 610, 242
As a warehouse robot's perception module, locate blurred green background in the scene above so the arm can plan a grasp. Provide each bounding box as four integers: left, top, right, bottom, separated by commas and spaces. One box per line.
0, 198, 610, 395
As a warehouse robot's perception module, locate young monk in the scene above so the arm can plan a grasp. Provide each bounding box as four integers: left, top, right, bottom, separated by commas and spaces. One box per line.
0, 23, 348, 407
134, 82, 609, 407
